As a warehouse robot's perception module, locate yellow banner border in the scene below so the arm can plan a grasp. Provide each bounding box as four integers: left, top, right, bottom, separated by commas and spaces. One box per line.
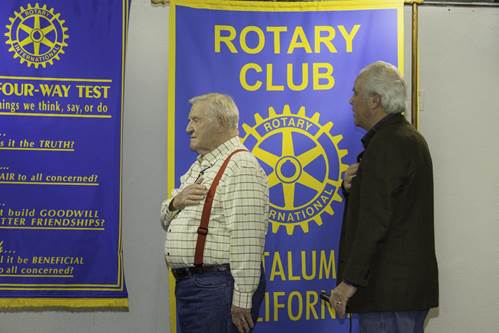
172, 0, 404, 11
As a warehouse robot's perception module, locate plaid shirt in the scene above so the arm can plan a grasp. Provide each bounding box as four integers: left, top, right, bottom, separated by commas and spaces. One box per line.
161, 137, 269, 308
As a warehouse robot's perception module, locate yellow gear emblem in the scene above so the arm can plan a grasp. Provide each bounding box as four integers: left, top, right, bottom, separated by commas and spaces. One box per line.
242, 105, 348, 235
5, 3, 69, 69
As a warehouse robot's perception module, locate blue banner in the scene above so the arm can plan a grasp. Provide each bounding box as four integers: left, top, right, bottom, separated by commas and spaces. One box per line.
169, 0, 403, 331
0, 0, 128, 309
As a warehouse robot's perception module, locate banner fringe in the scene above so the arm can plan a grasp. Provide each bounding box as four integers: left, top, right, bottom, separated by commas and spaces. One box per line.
0, 298, 129, 311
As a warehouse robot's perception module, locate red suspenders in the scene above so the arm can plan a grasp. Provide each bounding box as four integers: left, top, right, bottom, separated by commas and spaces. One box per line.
194, 149, 247, 266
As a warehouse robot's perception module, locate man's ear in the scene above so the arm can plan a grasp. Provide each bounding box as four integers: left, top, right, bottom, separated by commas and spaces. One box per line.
216, 116, 226, 132
368, 93, 382, 109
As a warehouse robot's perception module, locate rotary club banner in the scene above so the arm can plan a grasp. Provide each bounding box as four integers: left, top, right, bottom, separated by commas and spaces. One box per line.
0, 0, 129, 309
168, 0, 403, 331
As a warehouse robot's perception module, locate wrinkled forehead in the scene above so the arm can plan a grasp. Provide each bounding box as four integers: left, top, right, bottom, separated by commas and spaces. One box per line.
355, 72, 367, 84
189, 101, 209, 118
354, 73, 367, 91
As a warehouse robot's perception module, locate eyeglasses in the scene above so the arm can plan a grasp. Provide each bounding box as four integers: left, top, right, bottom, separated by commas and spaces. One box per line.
195, 165, 211, 182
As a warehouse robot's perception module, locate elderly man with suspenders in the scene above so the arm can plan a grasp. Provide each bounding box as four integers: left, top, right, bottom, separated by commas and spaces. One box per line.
161, 93, 269, 333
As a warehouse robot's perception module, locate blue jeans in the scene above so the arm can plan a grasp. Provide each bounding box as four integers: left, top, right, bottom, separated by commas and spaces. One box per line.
359, 310, 429, 333
175, 267, 265, 333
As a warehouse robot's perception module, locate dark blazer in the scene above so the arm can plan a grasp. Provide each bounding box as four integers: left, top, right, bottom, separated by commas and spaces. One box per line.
338, 113, 439, 313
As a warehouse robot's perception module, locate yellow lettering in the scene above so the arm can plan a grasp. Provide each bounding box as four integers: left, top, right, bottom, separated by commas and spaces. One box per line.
288, 291, 303, 321
287, 63, 309, 91
264, 250, 336, 282
214, 25, 238, 53
266, 26, 287, 54
260, 292, 270, 322
306, 291, 319, 320
319, 250, 336, 279
270, 252, 286, 281
76, 85, 110, 99
287, 26, 312, 54
273, 291, 286, 321
266, 64, 284, 91
301, 250, 316, 280
262, 252, 270, 273
214, 24, 360, 56
240, 63, 262, 91
25, 84, 35, 96
240, 26, 265, 54
338, 24, 360, 53
287, 252, 300, 281
321, 293, 336, 319
314, 26, 337, 53
258, 290, 336, 322
313, 63, 334, 90
0, 82, 35, 97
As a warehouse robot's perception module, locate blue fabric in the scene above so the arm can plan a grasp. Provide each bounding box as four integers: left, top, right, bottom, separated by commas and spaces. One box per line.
359, 310, 429, 333
175, 268, 266, 333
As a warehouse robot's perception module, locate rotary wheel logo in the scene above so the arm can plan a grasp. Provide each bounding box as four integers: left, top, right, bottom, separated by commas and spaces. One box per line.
5, 3, 69, 69
242, 105, 348, 235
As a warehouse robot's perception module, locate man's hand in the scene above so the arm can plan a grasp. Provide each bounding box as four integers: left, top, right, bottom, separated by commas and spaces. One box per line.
170, 178, 207, 210
342, 163, 359, 192
231, 305, 254, 333
329, 281, 357, 319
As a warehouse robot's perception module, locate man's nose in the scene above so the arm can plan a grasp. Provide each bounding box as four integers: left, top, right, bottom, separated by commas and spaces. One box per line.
186, 122, 193, 133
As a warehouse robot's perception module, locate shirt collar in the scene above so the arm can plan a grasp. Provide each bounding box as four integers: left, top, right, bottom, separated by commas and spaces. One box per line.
197, 136, 242, 168
361, 112, 404, 148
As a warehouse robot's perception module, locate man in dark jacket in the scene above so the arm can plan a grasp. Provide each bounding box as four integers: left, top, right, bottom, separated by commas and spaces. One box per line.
329, 61, 439, 332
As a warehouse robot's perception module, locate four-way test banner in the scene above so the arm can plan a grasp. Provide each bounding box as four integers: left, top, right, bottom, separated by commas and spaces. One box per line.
0, 0, 128, 309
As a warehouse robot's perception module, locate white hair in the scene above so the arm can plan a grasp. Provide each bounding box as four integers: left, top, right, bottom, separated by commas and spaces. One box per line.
359, 61, 407, 114
189, 93, 239, 130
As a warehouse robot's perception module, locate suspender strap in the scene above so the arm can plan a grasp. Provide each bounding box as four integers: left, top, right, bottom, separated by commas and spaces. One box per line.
194, 149, 247, 266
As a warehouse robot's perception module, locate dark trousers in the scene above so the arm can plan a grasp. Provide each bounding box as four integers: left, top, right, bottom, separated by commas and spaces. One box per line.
175, 266, 265, 333
359, 310, 429, 333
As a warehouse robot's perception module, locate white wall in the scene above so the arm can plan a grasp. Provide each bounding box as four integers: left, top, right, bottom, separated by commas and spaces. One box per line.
0, 2, 498, 333
416, 6, 499, 333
